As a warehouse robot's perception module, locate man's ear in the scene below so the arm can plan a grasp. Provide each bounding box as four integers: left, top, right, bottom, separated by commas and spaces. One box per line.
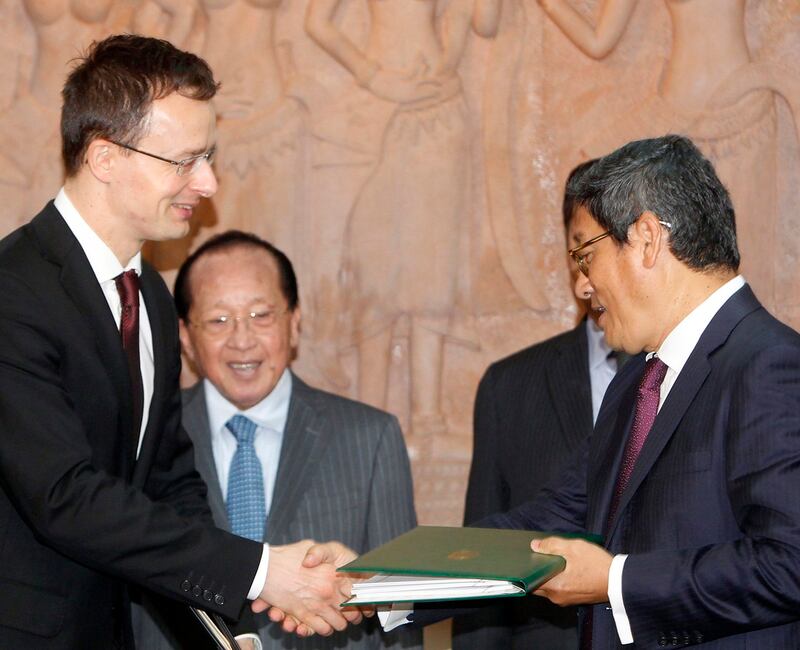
178, 319, 197, 366
84, 139, 115, 183
633, 211, 668, 270
289, 306, 301, 349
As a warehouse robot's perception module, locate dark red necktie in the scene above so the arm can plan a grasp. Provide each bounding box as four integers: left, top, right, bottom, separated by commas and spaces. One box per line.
115, 270, 143, 455
607, 356, 668, 527
581, 356, 668, 650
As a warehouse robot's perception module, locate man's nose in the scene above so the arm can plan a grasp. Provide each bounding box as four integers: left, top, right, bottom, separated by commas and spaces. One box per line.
574, 270, 593, 302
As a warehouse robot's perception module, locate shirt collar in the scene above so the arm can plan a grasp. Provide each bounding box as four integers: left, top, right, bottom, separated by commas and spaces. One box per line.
586, 316, 613, 370
205, 368, 293, 438
655, 275, 746, 372
55, 187, 142, 283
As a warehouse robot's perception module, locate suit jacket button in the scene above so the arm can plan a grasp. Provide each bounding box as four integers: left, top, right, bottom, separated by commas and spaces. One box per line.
693, 631, 704, 644
203, 589, 213, 602
215, 594, 225, 606
658, 634, 668, 646
181, 580, 192, 592
192, 585, 202, 598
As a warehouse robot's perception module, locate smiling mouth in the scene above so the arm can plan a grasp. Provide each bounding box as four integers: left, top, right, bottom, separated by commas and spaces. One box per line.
172, 202, 198, 217
229, 361, 261, 372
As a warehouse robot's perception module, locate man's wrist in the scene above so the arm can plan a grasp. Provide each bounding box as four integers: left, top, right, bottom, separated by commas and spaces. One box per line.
247, 543, 270, 600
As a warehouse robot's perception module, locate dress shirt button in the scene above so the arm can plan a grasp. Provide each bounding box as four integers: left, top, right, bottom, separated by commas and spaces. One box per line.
203, 589, 213, 602
192, 585, 202, 598
180, 580, 192, 592
214, 594, 225, 606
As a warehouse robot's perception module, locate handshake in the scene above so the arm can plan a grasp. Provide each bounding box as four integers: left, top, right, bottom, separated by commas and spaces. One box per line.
253, 540, 370, 638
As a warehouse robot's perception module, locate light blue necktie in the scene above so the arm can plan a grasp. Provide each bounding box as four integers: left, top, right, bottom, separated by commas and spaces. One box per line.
225, 415, 266, 542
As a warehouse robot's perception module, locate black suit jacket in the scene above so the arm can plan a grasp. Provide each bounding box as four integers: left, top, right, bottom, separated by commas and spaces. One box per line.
453, 322, 590, 649
0, 203, 262, 649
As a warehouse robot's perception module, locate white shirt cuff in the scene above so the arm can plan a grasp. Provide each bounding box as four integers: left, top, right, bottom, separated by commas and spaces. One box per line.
247, 543, 270, 601
235, 633, 262, 649
377, 603, 414, 631
608, 554, 633, 644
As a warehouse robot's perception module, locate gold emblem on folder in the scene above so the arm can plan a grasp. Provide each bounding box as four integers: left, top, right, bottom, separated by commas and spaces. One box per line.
448, 549, 479, 561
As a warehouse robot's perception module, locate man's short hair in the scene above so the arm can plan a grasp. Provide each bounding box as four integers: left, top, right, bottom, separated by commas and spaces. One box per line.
563, 158, 599, 229
572, 134, 740, 272
174, 230, 299, 321
61, 34, 219, 177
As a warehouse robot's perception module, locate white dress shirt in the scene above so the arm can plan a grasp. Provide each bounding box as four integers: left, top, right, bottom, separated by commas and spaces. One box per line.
608, 275, 746, 644
204, 369, 290, 515
55, 188, 154, 457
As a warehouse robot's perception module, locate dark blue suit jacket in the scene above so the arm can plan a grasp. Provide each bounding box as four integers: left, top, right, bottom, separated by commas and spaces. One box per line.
420, 285, 800, 648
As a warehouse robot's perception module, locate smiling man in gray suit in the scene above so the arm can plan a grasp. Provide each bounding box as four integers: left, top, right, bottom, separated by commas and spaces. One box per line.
133, 230, 420, 649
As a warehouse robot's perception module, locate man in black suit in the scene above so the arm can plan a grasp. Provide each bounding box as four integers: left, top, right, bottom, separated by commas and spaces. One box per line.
0, 35, 357, 649
454, 159, 619, 649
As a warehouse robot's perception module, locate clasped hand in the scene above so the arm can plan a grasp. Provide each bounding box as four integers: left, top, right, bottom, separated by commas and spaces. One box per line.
253, 540, 371, 637
531, 537, 613, 606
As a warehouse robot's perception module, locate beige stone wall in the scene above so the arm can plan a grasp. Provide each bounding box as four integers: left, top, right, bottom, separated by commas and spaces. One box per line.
2, 0, 800, 534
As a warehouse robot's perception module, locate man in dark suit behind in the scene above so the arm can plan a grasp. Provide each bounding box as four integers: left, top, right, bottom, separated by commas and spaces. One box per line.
454, 159, 625, 649
0, 35, 358, 649
133, 231, 421, 649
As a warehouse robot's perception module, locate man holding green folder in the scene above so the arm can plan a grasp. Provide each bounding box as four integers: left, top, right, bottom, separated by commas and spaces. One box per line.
280, 135, 800, 649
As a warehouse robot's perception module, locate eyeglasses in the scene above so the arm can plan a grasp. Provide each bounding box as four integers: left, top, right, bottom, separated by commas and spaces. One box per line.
568, 220, 672, 277
191, 308, 288, 337
111, 140, 216, 176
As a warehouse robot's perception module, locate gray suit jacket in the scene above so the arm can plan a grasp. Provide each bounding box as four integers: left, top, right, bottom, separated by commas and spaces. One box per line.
134, 372, 421, 649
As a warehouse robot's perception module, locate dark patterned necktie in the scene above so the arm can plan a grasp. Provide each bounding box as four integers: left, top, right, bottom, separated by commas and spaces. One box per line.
114, 270, 143, 455
581, 356, 668, 650
607, 356, 668, 527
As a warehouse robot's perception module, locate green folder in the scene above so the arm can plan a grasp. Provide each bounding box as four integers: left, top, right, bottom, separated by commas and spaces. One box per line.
339, 525, 601, 604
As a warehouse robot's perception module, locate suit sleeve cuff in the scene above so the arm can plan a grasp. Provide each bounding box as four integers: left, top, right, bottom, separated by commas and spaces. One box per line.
247, 543, 270, 601
608, 553, 634, 644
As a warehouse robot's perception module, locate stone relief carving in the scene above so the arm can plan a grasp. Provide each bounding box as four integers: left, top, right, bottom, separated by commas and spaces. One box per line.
1, 1, 799, 528
537, 0, 800, 317
304, 0, 501, 457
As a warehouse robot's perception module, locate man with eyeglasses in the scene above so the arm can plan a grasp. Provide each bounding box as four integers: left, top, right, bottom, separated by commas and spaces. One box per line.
330, 134, 800, 648
0, 35, 362, 649
132, 230, 420, 650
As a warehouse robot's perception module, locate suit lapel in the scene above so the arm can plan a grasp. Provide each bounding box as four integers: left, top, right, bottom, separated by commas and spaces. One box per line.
547, 322, 593, 450
266, 374, 330, 540
182, 383, 229, 529
28, 205, 135, 464
604, 285, 762, 541
132, 265, 172, 479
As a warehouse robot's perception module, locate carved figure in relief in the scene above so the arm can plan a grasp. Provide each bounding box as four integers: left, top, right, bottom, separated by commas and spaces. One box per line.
305, 0, 501, 439
0, 0, 114, 225
537, 0, 784, 308
195, 0, 308, 325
